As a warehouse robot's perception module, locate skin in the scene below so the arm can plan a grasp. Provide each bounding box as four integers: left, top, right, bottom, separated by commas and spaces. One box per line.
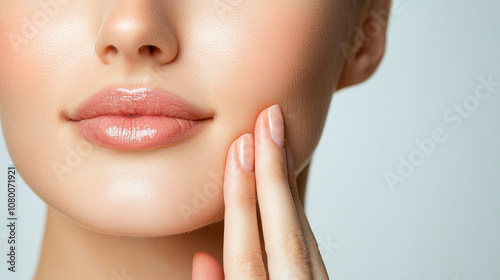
0, 0, 390, 279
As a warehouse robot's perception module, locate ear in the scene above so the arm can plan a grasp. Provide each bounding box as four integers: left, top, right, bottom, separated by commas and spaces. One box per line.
337, 0, 392, 90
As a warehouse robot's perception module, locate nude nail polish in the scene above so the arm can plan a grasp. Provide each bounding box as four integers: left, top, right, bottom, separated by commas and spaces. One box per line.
238, 134, 254, 173
267, 104, 285, 148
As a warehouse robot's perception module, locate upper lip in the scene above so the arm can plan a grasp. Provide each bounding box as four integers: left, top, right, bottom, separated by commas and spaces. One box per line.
70, 85, 212, 121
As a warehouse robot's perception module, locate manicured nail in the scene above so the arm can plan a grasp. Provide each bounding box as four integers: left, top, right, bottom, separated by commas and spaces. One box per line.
267, 104, 285, 148
238, 134, 254, 173
284, 139, 295, 174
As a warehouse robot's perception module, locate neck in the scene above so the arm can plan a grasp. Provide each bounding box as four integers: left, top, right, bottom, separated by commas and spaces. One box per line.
34, 163, 310, 280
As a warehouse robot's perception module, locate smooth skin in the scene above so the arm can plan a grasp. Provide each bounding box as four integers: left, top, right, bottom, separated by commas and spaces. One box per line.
0, 0, 391, 279
192, 104, 328, 279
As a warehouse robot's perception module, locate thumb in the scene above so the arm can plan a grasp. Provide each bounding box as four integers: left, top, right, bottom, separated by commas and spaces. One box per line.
192, 251, 224, 280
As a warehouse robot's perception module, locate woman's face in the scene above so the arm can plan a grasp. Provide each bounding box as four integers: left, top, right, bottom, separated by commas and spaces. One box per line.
0, 1, 355, 236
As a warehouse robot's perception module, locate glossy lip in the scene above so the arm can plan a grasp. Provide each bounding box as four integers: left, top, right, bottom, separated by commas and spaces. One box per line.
69, 85, 212, 150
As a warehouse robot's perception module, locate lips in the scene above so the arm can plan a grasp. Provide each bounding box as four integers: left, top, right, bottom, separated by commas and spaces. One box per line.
69, 86, 212, 150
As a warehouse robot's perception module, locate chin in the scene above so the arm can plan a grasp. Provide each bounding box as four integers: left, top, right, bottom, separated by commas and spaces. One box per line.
30, 166, 226, 237
4, 119, 228, 237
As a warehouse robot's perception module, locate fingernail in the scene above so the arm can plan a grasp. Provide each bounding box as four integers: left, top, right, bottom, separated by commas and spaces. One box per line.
267, 104, 285, 148
284, 139, 295, 174
238, 134, 254, 173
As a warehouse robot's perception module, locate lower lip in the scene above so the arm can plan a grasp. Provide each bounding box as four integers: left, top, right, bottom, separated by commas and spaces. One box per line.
71, 115, 208, 150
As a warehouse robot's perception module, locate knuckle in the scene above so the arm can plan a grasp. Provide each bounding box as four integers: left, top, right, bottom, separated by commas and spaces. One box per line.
305, 231, 319, 252
269, 161, 288, 179
280, 228, 310, 265
236, 249, 267, 279
289, 184, 300, 200
233, 187, 257, 209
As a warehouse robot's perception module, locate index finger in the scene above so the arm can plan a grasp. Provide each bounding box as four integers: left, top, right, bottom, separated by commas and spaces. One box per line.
223, 134, 267, 280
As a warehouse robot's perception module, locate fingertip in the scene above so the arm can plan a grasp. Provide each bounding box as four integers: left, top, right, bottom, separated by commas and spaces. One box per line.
192, 251, 224, 280
237, 134, 254, 173
224, 139, 239, 183
254, 106, 270, 148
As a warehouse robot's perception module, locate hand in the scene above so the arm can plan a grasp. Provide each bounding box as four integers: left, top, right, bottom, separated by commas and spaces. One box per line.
192, 105, 329, 279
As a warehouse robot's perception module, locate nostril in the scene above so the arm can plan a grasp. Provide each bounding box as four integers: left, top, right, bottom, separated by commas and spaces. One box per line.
104, 45, 118, 59
147, 45, 156, 53
137, 45, 162, 59
138, 45, 158, 55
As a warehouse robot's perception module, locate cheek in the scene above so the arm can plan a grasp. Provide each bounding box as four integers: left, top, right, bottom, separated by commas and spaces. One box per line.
0, 4, 85, 181
0, 3, 86, 129
0, 6, 57, 175
190, 2, 347, 171
0, 2, 93, 109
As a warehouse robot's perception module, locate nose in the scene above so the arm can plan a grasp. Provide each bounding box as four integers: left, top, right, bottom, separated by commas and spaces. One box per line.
94, 1, 178, 66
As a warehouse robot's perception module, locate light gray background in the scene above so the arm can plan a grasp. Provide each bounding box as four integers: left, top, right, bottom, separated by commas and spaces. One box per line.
1, 0, 499, 279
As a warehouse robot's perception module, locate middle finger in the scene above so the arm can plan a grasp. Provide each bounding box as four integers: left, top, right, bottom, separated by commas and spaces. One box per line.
254, 105, 312, 279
